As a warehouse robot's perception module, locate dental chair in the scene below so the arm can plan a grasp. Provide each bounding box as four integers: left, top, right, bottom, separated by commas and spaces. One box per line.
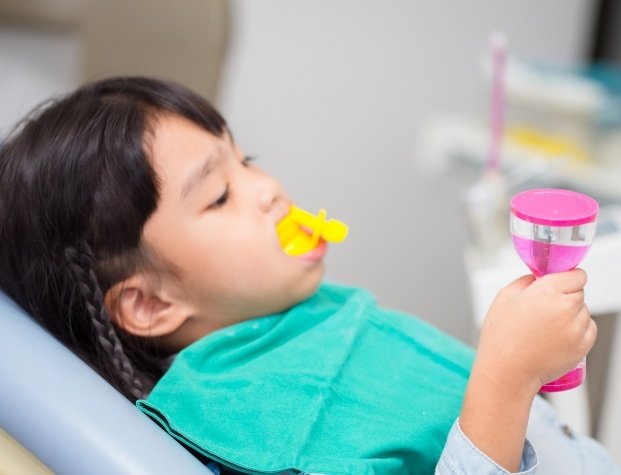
0, 290, 213, 474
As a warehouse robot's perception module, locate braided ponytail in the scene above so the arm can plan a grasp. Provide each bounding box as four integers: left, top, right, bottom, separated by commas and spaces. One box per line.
64, 243, 145, 400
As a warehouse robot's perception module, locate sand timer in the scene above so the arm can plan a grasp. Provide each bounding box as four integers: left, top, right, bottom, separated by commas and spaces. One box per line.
510, 188, 598, 392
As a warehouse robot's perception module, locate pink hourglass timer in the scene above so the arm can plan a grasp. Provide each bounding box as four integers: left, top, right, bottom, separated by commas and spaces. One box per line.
510, 188, 598, 392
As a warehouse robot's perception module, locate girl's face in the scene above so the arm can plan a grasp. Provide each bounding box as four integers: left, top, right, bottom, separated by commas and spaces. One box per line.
142, 114, 325, 338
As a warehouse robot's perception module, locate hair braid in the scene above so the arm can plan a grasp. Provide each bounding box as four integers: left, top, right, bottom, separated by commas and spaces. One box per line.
64, 243, 145, 400
0, 77, 227, 402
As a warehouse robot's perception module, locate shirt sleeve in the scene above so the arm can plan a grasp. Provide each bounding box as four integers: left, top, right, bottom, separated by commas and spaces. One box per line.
435, 419, 538, 475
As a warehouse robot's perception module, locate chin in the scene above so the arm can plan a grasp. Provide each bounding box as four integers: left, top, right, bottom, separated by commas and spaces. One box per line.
297, 267, 324, 301
307, 275, 323, 296
275, 269, 324, 312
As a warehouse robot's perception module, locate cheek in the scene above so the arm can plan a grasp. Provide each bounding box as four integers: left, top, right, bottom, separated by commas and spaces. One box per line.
190, 232, 270, 283
156, 214, 283, 289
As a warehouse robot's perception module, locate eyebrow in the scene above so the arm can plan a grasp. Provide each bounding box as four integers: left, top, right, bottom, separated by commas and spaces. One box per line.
180, 154, 217, 201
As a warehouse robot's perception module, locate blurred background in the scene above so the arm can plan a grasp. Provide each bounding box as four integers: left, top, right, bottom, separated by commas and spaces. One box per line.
1, 0, 621, 463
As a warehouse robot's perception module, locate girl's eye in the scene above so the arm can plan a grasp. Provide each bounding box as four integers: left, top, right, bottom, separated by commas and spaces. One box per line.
209, 186, 229, 209
242, 155, 256, 167
206, 156, 255, 210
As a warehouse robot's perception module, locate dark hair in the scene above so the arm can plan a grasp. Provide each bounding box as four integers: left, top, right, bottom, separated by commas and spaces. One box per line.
0, 77, 227, 401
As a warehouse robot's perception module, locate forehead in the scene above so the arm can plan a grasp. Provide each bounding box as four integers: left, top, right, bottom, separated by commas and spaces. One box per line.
148, 114, 228, 183
149, 114, 223, 165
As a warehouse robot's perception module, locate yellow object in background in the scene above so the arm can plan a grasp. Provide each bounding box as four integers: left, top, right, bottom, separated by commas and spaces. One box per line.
277, 206, 348, 256
507, 126, 591, 162
0, 428, 53, 475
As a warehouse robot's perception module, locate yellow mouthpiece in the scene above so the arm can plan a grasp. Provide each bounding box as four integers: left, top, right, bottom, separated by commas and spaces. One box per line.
276, 205, 348, 256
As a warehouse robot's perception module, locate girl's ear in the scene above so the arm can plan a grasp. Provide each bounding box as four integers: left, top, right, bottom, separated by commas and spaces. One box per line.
104, 275, 189, 338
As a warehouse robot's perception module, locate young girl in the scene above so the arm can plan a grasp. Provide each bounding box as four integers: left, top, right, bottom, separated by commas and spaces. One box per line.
0, 76, 617, 474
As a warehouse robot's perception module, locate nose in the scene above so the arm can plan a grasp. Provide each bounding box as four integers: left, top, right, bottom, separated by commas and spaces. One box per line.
255, 169, 288, 214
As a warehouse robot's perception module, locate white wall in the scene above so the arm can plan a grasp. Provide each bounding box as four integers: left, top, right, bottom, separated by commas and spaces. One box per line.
218, 0, 596, 342
0, 26, 79, 137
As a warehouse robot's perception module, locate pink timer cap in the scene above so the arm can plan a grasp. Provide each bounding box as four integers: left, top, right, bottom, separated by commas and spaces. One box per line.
510, 189, 599, 227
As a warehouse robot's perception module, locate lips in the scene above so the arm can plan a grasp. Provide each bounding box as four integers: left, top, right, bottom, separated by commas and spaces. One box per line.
296, 239, 327, 260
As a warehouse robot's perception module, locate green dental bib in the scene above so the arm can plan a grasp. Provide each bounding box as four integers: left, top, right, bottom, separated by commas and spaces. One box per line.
137, 284, 474, 474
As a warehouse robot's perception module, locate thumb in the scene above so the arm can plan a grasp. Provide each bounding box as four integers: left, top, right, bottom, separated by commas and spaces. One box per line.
502, 274, 535, 296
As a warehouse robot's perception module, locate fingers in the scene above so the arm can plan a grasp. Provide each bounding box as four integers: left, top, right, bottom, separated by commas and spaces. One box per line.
571, 304, 597, 356
580, 304, 597, 345
503, 274, 536, 293
565, 288, 585, 309
539, 268, 587, 294
574, 303, 591, 330
585, 316, 598, 352
493, 274, 536, 303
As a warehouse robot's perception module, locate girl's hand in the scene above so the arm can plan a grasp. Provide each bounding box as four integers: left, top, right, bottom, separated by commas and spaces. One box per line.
458, 269, 596, 472
476, 268, 597, 395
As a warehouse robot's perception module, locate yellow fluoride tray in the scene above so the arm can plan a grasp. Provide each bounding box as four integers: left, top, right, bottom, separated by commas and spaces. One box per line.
277, 206, 348, 256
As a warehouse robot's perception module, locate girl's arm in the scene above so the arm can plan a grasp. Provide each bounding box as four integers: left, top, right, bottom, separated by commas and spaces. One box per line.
454, 270, 595, 472
457, 361, 538, 472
